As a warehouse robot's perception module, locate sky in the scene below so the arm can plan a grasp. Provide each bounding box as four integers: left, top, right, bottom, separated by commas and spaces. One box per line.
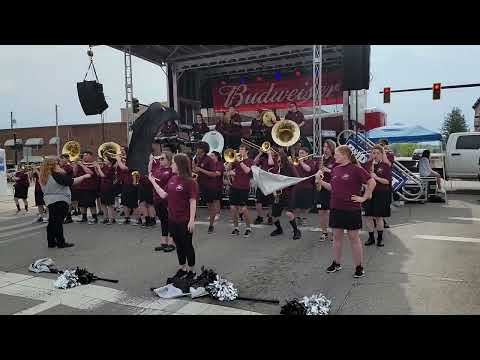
0, 45, 479, 132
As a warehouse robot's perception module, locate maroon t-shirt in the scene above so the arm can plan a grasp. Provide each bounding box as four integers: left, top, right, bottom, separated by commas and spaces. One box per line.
320, 156, 337, 183
72, 166, 97, 191
152, 166, 173, 205
365, 160, 392, 192
386, 151, 395, 164
100, 165, 115, 191
166, 175, 198, 223
192, 122, 209, 135
285, 110, 305, 125
254, 154, 274, 171
278, 162, 299, 198
231, 158, 254, 190
15, 171, 29, 187
195, 154, 217, 189
213, 162, 224, 189
295, 159, 317, 189
116, 167, 133, 186
330, 163, 372, 211
215, 121, 231, 136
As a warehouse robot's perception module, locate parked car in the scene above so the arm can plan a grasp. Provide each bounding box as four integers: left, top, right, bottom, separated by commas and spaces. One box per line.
412, 148, 427, 160
444, 132, 480, 180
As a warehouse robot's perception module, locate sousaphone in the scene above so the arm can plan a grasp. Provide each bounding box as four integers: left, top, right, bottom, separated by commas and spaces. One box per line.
201, 130, 224, 154
271, 119, 301, 148
62, 140, 81, 162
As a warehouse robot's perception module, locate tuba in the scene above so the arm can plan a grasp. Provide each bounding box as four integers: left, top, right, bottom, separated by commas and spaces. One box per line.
271, 119, 300, 148
201, 131, 224, 154
223, 148, 244, 163
261, 110, 277, 127
98, 142, 122, 162
62, 140, 81, 162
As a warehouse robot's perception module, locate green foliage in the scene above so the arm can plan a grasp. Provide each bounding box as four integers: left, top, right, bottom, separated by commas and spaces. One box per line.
441, 107, 468, 140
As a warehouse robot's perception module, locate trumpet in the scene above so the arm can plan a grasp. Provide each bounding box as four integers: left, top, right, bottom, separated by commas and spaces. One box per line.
241, 138, 278, 154
290, 154, 314, 166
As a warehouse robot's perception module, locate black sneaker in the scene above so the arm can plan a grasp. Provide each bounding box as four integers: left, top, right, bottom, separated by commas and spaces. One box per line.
154, 244, 168, 252
354, 265, 365, 278
231, 228, 240, 236
64, 217, 73, 224
36, 217, 43, 223
270, 228, 283, 236
365, 238, 375, 246
164, 244, 176, 252
208, 225, 214, 234
376, 238, 384, 247
254, 217, 263, 225
101, 219, 109, 225
293, 229, 302, 240
88, 219, 98, 225
123, 219, 131, 225
244, 228, 252, 237
110, 219, 117, 225
326, 261, 342, 273
47, 243, 57, 248
133, 218, 143, 226
57, 242, 75, 248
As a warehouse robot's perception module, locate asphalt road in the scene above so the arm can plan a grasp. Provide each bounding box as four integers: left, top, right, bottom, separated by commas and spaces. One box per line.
1, 190, 480, 315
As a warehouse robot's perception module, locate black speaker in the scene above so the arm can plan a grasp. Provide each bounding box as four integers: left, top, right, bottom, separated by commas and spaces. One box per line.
77, 81, 109, 116
342, 45, 371, 91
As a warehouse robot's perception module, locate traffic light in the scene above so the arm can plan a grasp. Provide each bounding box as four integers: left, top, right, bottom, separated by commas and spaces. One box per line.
132, 98, 140, 113
433, 83, 441, 100
383, 87, 391, 103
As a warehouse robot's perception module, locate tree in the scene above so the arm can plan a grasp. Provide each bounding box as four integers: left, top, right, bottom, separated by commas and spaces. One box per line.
441, 107, 468, 140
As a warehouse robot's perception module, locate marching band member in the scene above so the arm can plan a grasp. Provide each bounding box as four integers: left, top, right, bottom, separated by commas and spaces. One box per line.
149, 154, 198, 281
253, 149, 275, 225
215, 113, 233, 148
225, 144, 254, 237
13, 164, 29, 213
378, 139, 394, 228
208, 151, 224, 222
115, 154, 139, 225
251, 109, 268, 144
192, 141, 219, 234
151, 151, 176, 252
315, 140, 337, 241
192, 113, 210, 140
59, 154, 75, 223
158, 118, 179, 138
270, 149, 302, 240
228, 106, 243, 149
72, 151, 99, 224
32, 167, 47, 222
363, 145, 392, 247
94, 158, 116, 225
138, 171, 156, 227
285, 102, 306, 156
293, 147, 317, 226
317, 145, 376, 278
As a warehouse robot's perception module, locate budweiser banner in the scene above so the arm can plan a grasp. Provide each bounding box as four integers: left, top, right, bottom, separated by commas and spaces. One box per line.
212, 71, 343, 112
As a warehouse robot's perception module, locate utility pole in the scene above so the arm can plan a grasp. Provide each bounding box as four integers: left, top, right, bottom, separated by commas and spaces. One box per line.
55, 104, 60, 156
11, 112, 17, 167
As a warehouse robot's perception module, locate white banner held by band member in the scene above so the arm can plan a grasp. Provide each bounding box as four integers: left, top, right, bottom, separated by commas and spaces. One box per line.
251, 166, 316, 196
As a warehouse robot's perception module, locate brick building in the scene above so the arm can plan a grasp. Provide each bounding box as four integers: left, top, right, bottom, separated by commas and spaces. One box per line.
0, 122, 127, 167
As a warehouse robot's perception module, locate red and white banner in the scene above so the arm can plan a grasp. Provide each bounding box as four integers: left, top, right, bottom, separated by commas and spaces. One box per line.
212, 71, 343, 112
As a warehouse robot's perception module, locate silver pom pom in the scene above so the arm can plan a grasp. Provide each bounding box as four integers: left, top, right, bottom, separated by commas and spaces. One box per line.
300, 294, 331, 315
54, 270, 80, 289
206, 275, 239, 302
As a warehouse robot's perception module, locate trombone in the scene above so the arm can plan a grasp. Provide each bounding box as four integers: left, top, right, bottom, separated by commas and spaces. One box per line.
241, 138, 278, 155
290, 154, 314, 166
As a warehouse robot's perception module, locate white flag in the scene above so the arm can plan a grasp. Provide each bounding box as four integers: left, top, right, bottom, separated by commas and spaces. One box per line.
251, 166, 316, 196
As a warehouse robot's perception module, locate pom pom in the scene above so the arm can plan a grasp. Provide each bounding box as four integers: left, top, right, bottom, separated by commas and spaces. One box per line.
54, 270, 80, 289
281, 294, 331, 315
206, 275, 238, 302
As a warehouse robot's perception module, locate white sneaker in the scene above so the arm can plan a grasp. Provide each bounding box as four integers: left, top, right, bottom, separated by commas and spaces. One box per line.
319, 233, 328, 242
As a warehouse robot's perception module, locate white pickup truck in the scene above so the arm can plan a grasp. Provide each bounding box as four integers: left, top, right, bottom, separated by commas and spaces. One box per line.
444, 132, 480, 180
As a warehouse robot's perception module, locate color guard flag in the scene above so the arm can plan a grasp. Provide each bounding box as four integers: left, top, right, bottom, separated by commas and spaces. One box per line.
251, 166, 317, 196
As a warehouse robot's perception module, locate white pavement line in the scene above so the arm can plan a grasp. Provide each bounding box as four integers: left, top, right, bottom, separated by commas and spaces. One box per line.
0, 231, 43, 246
14, 299, 61, 315
414, 235, 480, 243
0, 224, 46, 240
0, 219, 45, 232
448, 217, 480, 222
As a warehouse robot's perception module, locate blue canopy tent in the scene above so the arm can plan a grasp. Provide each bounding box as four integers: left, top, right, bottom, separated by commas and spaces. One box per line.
365, 124, 442, 143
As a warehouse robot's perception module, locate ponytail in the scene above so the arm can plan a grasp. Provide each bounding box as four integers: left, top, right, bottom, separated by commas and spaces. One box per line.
337, 145, 358, 165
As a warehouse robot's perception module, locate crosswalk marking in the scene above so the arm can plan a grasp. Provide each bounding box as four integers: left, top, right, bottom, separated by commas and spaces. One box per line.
0, 224, 46, 240
414, 235, 480, 243
448, 217, 480, 222
0, 272, 260, 315
0, 219, 45, 232
0, 231, 43, 245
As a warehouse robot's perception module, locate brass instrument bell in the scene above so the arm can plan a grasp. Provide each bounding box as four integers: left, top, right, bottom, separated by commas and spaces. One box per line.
98, 142, 122, 162
271, 119, 301, 148
62, 140, 81, 162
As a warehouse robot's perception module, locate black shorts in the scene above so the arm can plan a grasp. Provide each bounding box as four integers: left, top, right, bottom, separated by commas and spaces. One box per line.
14, 185, 28, 199
35, 190, 45, 206
138, 182, 154, 205
71, 189, 80, 202
113, 183, 123, 197
329, 208, 363, 231
363, 190, 391, 218
294, 187, 314, 209
121, 184, 139, 209
256, 188, 273, 206
100, 187, 116, 206
229, 188, 249, 207
200, 185, 217, 204
214, 189, 223, 201
316, 188, 331, 210
77, 189, 98, 208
